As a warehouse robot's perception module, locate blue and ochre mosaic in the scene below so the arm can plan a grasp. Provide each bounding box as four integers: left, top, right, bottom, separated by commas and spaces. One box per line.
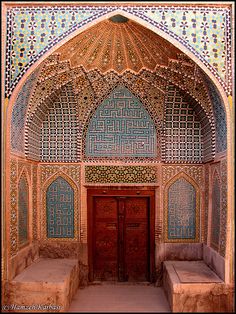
166, 177, 198, 241
86, 86, 157, 158
46, 176, 74, 238
85, 165, 157, 184
204, 75, 227, 153
11, 69, 39, 153
4, 4, 232, 97
210, 173, 221, 250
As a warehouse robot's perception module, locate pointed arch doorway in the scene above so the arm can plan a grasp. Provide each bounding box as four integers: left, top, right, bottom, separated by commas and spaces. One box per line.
87, 188, 155, 282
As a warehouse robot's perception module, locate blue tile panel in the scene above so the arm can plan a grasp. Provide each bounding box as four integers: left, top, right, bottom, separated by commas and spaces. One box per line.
204, 75, 227, 153
164, 85, 202, 163
18, 176, 29, 246
41, 83, 78, 162
211, 175, 221, 250
5, 5, 232, 97
46, 177, 74, 238
86, 86, 157, 158
168, 178, 196, 239
11, 70, 39, 153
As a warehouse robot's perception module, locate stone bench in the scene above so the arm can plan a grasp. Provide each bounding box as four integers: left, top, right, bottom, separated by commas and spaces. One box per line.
163, 260, 233, 313
8, 258, 79, 312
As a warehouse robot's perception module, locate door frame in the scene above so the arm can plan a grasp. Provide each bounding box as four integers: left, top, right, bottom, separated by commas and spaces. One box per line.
87, 187, 155, 282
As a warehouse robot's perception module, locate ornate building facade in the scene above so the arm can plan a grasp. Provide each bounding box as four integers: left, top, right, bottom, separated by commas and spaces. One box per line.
1, 1, 234, 312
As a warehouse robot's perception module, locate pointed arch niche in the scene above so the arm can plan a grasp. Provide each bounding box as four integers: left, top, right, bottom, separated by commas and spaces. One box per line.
42, 172, 79, 242
164, 172, 200, 243
3, 4, 234, 288
85, 85, 157, 160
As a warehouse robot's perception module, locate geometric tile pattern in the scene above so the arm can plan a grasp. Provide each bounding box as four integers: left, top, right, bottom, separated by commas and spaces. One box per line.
4, 4, 232, 97
168, 178, 196, 240
41, 83, 78, 162
46, 177, 74, 238
10, 159, 18, 256
219, 159, 227, 257
18, 174, 29, 246
10, 70, 39, 153
85, 86, 157, 158
163, 85, 203, 163
143, 6, 232, 94
41, 167, 79, 242
164, 172, 200, 243
85, 165, 157, 184
40, 164, 81, 186
162, 165, 204, 189
204, 75, 227, 153
210, 172, 221, 251
32, 164, 38, 241
204, 164, 210, 244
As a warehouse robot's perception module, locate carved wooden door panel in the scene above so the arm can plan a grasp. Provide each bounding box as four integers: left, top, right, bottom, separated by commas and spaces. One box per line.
93, 197, 118, 281
124, 197, 149, 281
93, 195, 150, 282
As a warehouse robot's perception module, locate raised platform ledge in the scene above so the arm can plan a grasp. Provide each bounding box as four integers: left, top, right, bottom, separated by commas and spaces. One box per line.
8, 258, 79, 312
163, 260, 234, 313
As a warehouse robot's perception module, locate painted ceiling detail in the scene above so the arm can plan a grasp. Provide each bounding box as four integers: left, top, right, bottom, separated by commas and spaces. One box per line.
4, 4, 232, 98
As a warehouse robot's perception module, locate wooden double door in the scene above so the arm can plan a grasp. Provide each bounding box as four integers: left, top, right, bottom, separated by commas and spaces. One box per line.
88, 189, 155, 282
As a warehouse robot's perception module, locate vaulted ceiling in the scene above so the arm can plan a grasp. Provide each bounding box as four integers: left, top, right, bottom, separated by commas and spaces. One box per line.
55, 15, 181, 73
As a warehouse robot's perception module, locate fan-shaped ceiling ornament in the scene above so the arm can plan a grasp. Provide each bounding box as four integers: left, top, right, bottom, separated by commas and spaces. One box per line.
54, 15, 182, 74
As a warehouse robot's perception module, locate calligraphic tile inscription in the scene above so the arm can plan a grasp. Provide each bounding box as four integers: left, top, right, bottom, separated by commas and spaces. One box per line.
46, 176, 74, 238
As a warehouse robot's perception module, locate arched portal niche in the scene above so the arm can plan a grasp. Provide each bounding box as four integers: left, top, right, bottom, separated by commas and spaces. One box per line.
3, 6, 233, 291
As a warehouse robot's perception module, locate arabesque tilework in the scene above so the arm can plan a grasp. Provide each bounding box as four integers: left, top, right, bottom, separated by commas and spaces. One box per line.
85, 165, 157, 184
32, 164, 38, 241
10, 160, 18, 256
162, 165, 203, 187
219, 159, 227, 257
85, 86, 157, 158
204, 164, 209, 244
5, 4, 232, 97
40, 164, 81, 185
18, 174, 29, 246
210, 172, 221, 250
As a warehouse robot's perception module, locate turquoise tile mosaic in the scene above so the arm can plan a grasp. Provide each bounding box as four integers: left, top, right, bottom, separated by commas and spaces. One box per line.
210, 173, 221, 250
4, 4, 232, 97
204, 75, 227, 153
168, 178, 196, 240
85, 86, 157, 158
11, 69, 39, 153
46, 176, 74, 238
18, 175, 29, 246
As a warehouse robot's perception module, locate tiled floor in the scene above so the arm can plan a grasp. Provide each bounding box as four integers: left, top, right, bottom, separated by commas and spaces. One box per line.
68, 282, 171, 313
